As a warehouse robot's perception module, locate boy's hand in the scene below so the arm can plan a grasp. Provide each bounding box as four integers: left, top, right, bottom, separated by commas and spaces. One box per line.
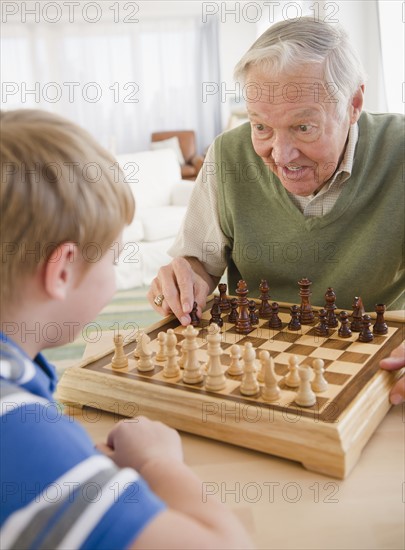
96, 416, 183, 470
380, 342, 405, 405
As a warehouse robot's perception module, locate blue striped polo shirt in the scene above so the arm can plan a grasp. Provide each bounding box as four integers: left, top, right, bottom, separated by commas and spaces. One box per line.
0, 333, 165, 549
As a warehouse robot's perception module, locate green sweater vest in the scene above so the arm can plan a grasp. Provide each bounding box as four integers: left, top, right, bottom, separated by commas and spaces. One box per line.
215, 112, 404, 310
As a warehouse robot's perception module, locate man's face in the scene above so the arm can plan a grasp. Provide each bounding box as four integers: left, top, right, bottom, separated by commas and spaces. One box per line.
246, 65, 360, 196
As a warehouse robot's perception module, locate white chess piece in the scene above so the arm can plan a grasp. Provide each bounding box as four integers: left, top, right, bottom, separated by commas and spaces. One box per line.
182, 325, 203, 384
284, 355, 300, 387
240, 342, 260, 396
227, 344, 243, 376
205, 324, 226, 391
155, 331, 167, 362
259, 350, 280, 402
295, 366, 316, 407
163, 329, 180, 378
311, 358, 328, 392
111, 334, 128, 369
133, 331, 144, 359
137, 333, 154, 372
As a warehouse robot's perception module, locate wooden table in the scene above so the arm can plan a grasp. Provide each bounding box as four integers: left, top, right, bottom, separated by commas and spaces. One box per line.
66, 332, 405, 550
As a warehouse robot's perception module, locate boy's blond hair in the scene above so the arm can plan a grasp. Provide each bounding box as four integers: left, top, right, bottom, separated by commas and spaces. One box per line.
1, 109, 135, 305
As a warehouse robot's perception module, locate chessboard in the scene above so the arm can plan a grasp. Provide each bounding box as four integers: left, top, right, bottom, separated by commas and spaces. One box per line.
57, 283, 404, 479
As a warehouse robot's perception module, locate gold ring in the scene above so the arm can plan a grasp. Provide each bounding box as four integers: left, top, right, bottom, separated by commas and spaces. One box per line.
154, 294, 164, 307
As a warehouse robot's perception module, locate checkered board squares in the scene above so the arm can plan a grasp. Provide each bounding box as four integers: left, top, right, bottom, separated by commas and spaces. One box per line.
94, 306, 400, 423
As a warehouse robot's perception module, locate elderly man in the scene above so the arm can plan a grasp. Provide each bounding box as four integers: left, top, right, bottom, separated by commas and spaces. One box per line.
148, 17, 404, 402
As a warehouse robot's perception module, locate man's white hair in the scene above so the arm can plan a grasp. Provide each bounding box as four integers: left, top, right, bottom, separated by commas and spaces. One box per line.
234, 17, 366, 121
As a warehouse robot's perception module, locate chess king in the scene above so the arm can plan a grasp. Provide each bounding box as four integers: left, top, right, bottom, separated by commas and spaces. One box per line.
149, 17, 404, 405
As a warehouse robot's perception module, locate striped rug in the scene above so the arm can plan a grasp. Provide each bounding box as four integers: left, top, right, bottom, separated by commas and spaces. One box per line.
43, 286, 161, 377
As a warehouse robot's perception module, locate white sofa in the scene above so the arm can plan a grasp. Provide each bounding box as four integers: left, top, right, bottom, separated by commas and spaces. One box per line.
114, 148, 194, 289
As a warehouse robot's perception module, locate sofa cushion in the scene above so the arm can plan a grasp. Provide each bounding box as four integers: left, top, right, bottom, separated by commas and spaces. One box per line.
139, 206, 187, 241
150, 136, 185, 165
122, 218, 144, 243
116, 149, 181, 210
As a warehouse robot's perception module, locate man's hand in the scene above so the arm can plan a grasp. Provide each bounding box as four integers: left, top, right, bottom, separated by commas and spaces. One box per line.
147, 257, 219, 325
380, 342, 405, 405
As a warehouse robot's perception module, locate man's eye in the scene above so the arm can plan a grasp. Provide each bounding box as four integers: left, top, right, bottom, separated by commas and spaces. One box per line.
299, 124, 311, 132
255, 124, 265, 131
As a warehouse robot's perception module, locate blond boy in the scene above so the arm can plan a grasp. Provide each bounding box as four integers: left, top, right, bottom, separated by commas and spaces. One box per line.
0, 109, 252, 549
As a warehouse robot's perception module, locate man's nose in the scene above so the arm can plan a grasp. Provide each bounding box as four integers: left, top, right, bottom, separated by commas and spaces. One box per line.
270, 134, 300, 167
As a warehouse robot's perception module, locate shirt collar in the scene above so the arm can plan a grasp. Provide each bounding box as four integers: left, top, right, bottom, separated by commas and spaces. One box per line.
0, 332, 58, 400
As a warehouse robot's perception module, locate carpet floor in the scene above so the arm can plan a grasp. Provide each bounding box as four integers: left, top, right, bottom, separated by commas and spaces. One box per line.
42, 286, 161, 376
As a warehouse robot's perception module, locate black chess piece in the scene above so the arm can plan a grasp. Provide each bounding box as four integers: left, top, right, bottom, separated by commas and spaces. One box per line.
373, 304, 388, 335
269, 302, 282, 330
258, 279, 272, 318
235, 280, 253, 334
190, 301, 200, 327
350, 296, 365, 332
228, 298, 238, 323
218, 283, 231, 312
315, 308, 329, 336
248, 300, 259, 325
338, 311, 352, 338
209, 296, 223, 328
359, 314, 374, 342
288, 305, 301, 331
324, 287, 338, 328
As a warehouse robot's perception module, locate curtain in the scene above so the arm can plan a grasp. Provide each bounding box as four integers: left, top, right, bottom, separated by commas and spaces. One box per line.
1, 13, 221, 154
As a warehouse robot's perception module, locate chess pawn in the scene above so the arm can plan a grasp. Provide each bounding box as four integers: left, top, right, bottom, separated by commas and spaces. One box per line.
359, 314, 374, 342
155, 331, 167, 361
315, 308, 329, 337
240, 343, 260, 396
288, 305, 301, 331
260, 350, 280, 402
269, 302, 282, 330
311, 358, 328, 393
228, 298, 238, 323
338, 311, 352, 338
182, 325, 204, 384
248, 300, 259, 325
227, 344, 244, 376
284, 355, 300, 387
209, 296, 223, 328
295, 366, 316, 407
373, 304, 388, 335
137, 333, 154, 372
111, 334, 128, 369
163, 329, 180, 378
205, 324, 226, 391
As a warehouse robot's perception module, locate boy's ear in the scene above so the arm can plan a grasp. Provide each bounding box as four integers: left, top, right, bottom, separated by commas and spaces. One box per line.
43, 242, 79, 300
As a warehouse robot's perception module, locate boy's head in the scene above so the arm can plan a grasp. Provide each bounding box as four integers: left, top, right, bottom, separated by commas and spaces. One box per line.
1, 109, 135, 317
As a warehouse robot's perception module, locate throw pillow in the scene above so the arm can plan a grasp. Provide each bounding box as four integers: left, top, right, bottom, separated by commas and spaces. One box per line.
150, 136, 185, 165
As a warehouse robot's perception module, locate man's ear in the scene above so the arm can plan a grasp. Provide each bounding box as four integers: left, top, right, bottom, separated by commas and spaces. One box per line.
43, 242, 79, 300
349, 85, 364, 124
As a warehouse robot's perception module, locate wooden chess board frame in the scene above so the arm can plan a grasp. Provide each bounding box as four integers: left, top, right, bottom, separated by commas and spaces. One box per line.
57, 299, 404, 479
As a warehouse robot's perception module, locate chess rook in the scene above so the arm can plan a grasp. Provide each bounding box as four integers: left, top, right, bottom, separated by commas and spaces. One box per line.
373, 304, 388, 335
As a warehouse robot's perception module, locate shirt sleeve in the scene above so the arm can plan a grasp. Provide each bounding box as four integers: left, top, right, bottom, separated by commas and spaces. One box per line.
168, 143, 231, 277
0, 387, 165, 550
